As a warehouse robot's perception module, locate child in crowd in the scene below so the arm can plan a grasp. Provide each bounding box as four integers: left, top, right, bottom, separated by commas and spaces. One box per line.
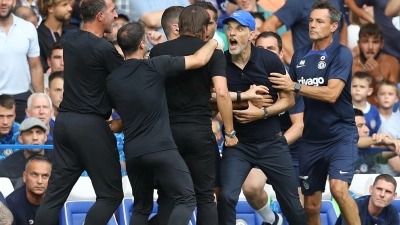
376, 79, 398, 123
351, 71, 381, 135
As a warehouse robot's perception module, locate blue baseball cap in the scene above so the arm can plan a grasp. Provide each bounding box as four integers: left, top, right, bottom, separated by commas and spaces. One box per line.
222, 10, 255, 31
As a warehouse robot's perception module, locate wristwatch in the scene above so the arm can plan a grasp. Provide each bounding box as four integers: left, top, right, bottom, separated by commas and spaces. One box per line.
225, 130, 236, 138
262, 107, 269, 119
294, 83, 301, 93
236, 91, 242, 102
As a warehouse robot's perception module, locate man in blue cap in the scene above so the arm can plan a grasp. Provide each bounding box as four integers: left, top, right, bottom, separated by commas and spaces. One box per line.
217, 9, 307, 225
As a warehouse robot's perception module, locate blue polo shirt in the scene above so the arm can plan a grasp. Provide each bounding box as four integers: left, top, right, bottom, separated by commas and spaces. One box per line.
289, 41, 357, 143
0, 122, 19, 161
274, 0, 343, 50
225, 44, 286, 143
335, 195, 399, 225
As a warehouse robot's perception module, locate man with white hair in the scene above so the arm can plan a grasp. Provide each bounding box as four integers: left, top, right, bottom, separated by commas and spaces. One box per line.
24, 93, 54, 144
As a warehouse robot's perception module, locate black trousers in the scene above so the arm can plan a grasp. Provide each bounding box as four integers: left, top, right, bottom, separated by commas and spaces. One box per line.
35, 112, 123, 225
154, 122, 218, 225
126, 149, 196, 225
217, 136, 307, 225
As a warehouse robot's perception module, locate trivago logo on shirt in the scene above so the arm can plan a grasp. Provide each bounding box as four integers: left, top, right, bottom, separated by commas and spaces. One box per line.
297, 77, 325, 86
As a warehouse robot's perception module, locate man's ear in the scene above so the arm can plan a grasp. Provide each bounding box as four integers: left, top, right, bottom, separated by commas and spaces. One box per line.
96, 11, 104, 22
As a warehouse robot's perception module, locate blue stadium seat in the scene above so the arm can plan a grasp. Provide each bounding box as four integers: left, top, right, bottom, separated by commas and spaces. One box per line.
116, 198, 196, 225
235, 200, 264, 225
320, 200, 338, 225
59, 201, 117, 225
271, 200, 337, 225
390, 199, 400, 218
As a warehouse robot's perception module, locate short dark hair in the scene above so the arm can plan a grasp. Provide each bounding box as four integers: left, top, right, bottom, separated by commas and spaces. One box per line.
359, 23, 383, 40
117, 22, 145, 56
250, 12, 265, 23
352, 71, 372, 86
353, 108, 364, 117
48, 71, 64, 88
255, 31, 282, 52
312, 1, 342, 24
161, 6, 184, 37
0, 95, 16, 109
193, 0, 218, 22
179, 5, 210, 39
48, 39, 64, 59
80, 0, 107, 23
25, 154, 52, 171
373, 174, 397, 191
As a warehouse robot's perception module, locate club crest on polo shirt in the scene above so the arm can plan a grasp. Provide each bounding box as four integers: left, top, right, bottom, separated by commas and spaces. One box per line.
2, 148, 13, 157
297, 77, 325, 86
236, 219, 248, 225
29, 219, 34, 224
318, 61, 326, 69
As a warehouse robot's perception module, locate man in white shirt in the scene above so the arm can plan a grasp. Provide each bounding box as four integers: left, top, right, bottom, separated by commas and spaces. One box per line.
0, 0, 44, 123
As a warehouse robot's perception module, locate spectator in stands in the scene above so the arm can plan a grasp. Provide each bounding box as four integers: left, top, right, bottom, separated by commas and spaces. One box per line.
17, 93, 54, 144
45, 72, 63, 119
346, 0, 400, 64
104, 10, 129, 42
6, 154, 51, 225
250, 11, 264, 40
130, 0, 191, 43
260, 0, 346, 65
352, 23, 399, 106
212, 119, 223, 145
0, 117, 51, 185
35, 0, 125, 223
0, 95, 20, 161
336, 174, 399, 224
385, 0, 400, 17
0, 192, 13, 224
13, 6, 38, 27
37, 0, 77, 72
354, 108, 400, 174
376, 80, 398, 123
0, 0, 44, 124
150, 5, 237, 225
230, 0, 286, 35
44, 40, 64, 88
161, 6, 183, 41
351, 72, 381, 135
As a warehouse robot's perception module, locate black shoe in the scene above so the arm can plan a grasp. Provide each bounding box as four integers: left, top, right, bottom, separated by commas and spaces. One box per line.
261, 212, 283, 225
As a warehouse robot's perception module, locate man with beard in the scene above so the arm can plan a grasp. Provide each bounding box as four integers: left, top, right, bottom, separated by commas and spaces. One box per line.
218, 10, 306, 225
35, 0, 124, 224
352, 23, 399, 106
0, 0, 44, 124
37, 0, 77, 72
6, 154, 52, 225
